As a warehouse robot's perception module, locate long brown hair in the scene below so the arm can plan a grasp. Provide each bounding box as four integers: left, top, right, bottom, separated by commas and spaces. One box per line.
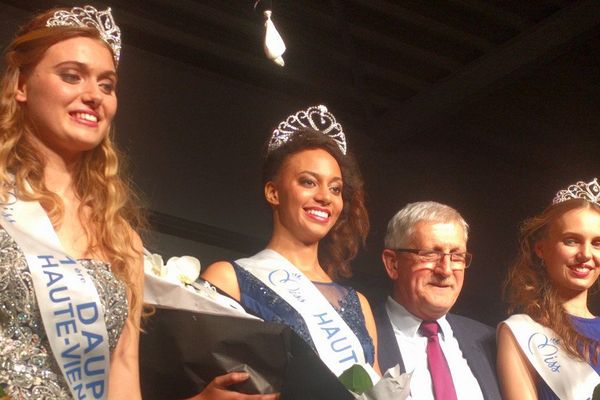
262, 127, 369, 280
504, 199, 600, 363
0, 8, 145, 316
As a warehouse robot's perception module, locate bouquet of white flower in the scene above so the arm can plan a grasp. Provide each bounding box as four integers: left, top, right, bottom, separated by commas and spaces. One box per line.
140, 250, 411, 400
143, 250, 252, 318
140, 251, 354, 399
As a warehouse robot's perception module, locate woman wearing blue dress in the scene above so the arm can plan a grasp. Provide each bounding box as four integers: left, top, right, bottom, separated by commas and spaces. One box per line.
203, 105, 379, 384
497, 178, 600, 400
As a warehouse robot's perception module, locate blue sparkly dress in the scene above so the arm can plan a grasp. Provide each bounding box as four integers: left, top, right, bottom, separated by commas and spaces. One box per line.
232, 261, 375, 366
537, 315, 600, 400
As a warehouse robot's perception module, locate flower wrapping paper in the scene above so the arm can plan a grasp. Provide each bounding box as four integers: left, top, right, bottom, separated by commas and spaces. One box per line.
139, 308, 353, 400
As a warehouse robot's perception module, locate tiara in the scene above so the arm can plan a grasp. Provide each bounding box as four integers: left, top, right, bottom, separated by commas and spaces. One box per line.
46, 6, 121, 65
552, 178, 600, 206
268, 105, 347, 155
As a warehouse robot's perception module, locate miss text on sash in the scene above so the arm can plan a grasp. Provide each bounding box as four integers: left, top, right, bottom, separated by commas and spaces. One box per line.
267, 268, 360, 367
528, 332, 560, 373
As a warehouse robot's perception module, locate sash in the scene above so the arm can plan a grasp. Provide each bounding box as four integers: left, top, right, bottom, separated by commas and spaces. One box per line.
235, 249, 366, 376
0, 190, 110, 399
502, 314, 600, 400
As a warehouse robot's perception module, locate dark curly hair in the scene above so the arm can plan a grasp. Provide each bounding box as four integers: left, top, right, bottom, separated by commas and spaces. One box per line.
504, 198, 600, 364
262, 128, 369, 280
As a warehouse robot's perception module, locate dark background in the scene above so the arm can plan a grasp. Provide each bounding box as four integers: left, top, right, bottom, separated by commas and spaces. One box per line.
2, 0, 599, 325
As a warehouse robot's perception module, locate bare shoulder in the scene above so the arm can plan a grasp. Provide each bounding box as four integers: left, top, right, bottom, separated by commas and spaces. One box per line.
496, 322, 528, 366
497, 322, 515, 342
356, 292, 376, 328
355, 291, 371, 310
127, 229, 144, 282
497, 322, 517, 346
202, 260, 235, 278
201, 261, 240, 301
355, 290, 381, 374
129, 229, 143, 252
496, 321, 538, 400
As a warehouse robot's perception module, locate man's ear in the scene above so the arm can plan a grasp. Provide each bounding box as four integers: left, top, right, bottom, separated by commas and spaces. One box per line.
264, 181, 279, 206
382, 249, 399, 280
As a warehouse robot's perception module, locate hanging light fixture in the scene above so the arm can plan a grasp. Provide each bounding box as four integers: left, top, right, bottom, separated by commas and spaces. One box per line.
255, 0, 286, 66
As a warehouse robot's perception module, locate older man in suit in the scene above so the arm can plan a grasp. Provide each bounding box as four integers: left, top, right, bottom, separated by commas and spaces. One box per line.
375, 201, 501, 400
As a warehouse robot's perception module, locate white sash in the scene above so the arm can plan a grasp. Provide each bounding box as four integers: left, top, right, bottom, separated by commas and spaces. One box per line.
235, 249, 366, 376
502, 314, 600, 400
0, 191, 110, 399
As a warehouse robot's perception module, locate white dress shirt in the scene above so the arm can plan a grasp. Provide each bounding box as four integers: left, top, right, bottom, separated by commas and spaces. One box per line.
385, 297, 484, 400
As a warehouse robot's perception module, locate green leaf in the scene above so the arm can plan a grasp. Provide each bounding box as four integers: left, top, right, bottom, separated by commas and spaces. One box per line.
338, 364, 373, 394
592, 383, 600, 400
0, 385, 4, 396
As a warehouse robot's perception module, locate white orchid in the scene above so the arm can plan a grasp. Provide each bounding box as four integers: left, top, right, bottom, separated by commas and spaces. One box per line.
144, 250, 200, 286
143, 249, 252, 318
143, 251, 166, 277
164, 256, 201, 285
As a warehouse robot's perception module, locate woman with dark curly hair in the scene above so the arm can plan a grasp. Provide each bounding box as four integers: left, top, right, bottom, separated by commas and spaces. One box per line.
497, 178, 600, 400
202, 105, 378, 382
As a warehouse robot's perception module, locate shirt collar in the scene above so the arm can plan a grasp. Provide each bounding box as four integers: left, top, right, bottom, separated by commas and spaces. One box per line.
385, 296, 452, 341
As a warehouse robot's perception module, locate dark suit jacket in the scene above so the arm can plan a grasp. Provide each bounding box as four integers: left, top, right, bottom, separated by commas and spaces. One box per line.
374, 305, 501, 400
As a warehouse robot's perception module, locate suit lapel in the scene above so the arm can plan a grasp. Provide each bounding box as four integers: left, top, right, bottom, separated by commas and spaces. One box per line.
447, 314, 498, 400
374, 305, 405, 373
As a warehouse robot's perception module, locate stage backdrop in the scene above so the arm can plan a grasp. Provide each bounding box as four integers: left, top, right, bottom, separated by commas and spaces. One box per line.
1, 2, 599, 325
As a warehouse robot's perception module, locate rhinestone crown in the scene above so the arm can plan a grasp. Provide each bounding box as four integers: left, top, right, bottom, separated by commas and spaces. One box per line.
46, 6, 121, 65
552, 178, 600, 206
268, 105, 347, 155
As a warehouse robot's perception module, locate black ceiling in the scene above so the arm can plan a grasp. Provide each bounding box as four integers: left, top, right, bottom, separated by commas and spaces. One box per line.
3, 0, 600, 322
6, 0, 599, 145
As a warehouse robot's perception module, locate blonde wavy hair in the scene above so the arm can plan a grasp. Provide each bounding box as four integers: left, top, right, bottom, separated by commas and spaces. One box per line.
0, 9, 145, 317
504, 199, 600, 363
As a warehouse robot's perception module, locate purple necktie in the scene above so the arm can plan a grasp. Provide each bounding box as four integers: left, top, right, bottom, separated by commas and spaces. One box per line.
420, 321, 458, 400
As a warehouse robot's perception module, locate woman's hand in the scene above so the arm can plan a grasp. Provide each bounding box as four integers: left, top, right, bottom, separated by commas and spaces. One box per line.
187, 372, 280, 400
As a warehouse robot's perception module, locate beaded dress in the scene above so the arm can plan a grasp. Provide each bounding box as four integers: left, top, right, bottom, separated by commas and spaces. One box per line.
232, 262, 375, 365
0, 228, 128, 399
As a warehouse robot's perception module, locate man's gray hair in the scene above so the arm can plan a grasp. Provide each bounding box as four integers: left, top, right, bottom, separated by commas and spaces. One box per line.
384, 201, 469, 249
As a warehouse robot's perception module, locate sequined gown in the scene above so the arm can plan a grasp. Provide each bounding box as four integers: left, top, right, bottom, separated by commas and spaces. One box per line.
232, 262, 375, 365
0, 228, 128, 399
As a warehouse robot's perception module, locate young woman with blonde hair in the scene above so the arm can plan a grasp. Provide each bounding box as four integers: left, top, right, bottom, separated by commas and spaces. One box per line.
0, 6, 144, 399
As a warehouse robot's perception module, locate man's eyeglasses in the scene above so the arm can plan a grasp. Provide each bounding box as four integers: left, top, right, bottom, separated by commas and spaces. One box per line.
393, 248, 473, 269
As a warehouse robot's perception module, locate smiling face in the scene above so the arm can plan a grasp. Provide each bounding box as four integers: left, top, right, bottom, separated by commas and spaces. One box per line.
15, 36, 117, 159
265, 148, 343, 245
385, 220, 466, 320
535, 207, 600, 299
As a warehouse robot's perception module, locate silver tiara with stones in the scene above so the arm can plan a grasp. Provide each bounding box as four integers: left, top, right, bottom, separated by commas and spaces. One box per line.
552, 178, 600, 206
46, 6, 122, 65
268, 105, 347, 155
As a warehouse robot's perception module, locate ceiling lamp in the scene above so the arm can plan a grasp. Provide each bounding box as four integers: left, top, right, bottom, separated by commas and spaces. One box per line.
255, 1, 286, 66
